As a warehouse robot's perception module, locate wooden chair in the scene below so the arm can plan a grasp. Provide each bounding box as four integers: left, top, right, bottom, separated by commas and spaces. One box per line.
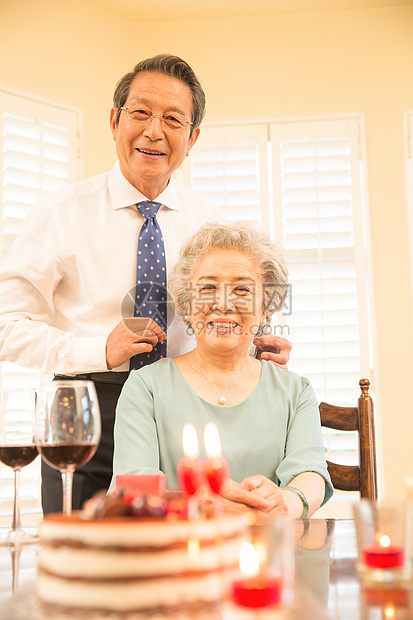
319, 378, 377, 499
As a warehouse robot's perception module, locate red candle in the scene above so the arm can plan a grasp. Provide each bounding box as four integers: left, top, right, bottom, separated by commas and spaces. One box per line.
203, 423, 230, 494
363, 543, 405, 569
232, 541, 283, 609
177, 458, 205, 496
177, 424, 205, 496
205, 457, 230, 493
232, 575, 282, 608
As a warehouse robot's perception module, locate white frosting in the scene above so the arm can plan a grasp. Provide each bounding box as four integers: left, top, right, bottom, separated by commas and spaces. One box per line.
40, 514, 246, 547
37, 513, 247, 612
38, 537, 244, 577
37, 571, 227, 611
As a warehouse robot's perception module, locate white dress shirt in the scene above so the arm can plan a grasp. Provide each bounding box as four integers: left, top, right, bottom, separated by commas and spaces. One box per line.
0, 162, 224, 374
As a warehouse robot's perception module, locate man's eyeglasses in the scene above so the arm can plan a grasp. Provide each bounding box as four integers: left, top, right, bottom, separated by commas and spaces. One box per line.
118, 107, 193, 131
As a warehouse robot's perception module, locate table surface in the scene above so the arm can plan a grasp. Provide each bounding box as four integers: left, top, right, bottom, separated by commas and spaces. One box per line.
0, 519, 412, 620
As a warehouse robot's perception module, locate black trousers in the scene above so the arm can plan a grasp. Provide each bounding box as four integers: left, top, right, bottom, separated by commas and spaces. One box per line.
41, 372, 128, 515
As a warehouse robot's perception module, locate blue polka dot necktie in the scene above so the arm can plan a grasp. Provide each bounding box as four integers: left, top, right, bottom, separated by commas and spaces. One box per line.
129, 201, 167, 371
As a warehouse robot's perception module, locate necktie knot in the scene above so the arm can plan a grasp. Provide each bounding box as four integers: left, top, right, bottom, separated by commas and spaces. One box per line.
137, 201, 162, 220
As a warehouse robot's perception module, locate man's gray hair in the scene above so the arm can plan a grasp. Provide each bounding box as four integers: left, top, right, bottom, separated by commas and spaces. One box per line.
112, 54, 205, 136
169, 222, 289, 321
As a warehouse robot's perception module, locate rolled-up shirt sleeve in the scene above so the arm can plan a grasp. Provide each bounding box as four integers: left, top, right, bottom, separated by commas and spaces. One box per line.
0, 198, 108, 374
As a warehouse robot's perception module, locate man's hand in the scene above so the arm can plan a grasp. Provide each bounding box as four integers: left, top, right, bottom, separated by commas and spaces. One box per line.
253, 335, 292, 369
105, 317, 166, 370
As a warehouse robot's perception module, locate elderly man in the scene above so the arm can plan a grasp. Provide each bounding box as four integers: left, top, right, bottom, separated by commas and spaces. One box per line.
0, 54, 291, 513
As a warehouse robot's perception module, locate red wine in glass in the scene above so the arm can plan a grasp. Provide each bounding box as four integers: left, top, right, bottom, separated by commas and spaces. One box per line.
39, 443, 97, 470
35, 380, 101, 516
0, 388, 40, 545
0, 445, 38, 470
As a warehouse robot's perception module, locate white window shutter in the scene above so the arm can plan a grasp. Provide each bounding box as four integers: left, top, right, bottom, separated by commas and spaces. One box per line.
271, 118, 371, 408
0, 89, 81, 517
270, 118, 372, 480
179, 124, 270, 229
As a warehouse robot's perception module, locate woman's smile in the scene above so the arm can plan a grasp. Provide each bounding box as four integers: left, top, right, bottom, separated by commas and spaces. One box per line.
208, 319, 240, 335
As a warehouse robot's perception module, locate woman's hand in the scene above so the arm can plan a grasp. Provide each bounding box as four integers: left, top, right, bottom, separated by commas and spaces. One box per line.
243, 473, 326, 519
253, 335, 292, 369
198, 479, 271, 515
199, 473, 323, 519
240, 475, 289, 516
198, 477, 290, 516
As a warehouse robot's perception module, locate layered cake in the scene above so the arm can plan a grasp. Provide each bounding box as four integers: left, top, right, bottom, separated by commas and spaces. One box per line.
36, 506, 247, 614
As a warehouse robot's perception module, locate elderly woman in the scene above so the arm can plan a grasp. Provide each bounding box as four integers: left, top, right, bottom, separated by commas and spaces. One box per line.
112, 222, 333, 518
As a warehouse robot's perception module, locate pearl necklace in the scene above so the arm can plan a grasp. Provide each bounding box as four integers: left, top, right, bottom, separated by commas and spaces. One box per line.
180, 358, 255, 405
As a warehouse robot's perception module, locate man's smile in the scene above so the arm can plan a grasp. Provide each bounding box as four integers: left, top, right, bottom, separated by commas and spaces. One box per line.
136, 147, 166, 156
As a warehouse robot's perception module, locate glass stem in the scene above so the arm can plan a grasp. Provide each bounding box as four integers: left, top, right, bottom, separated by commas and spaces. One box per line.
11, 546, 21, 593
11, 469, 22, 532
61, 471, 73, 516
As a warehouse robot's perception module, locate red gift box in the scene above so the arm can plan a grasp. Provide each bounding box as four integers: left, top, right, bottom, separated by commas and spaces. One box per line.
115, 473, 167, 495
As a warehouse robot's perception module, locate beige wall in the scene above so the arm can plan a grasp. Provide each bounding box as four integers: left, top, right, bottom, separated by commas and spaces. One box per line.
1, 0, 413, 500
0, 0, 135, 176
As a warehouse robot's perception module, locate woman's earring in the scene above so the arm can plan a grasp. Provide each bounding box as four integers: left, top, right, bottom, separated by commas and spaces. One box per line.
256, 316, 268, 337
184, 316, 194, 336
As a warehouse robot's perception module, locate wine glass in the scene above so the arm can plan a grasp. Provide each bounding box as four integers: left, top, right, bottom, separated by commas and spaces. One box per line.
35, 380, 101, 516
0, 388, 39, 546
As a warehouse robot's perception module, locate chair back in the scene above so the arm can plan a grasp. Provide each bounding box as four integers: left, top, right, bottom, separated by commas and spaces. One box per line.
319, 378, 377, 499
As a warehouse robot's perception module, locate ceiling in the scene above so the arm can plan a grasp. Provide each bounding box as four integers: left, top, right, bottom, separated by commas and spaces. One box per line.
79, 0, 413, 23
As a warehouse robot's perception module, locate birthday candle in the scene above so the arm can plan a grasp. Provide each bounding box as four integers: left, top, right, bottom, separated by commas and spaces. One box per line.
177, 424, 205, 497
204, 423, 230, 494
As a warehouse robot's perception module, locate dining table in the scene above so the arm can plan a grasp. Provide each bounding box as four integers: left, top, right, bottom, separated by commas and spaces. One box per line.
0, 518, 412, 620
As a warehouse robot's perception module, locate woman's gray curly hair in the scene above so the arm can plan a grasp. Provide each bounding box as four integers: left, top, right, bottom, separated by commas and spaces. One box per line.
168, 222, 289, 323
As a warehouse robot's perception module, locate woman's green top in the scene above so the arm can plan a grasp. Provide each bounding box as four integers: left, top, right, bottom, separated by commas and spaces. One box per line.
112, 358, 333, 506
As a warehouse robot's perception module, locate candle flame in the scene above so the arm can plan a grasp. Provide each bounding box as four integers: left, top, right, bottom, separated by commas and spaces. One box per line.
187, 536, 200, 556
384, 604, 395, 619
239, 542, 260, 577
204, 423, 222, 458
183, 424, 199, 458
379, 535, 391, 548
254, 539, 268, 567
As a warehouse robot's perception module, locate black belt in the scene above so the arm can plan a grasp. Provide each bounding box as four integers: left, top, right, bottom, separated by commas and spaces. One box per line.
54, 372, 129, 385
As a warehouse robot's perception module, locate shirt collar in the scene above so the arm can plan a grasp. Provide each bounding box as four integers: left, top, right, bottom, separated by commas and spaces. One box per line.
108, 160, 179, 211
